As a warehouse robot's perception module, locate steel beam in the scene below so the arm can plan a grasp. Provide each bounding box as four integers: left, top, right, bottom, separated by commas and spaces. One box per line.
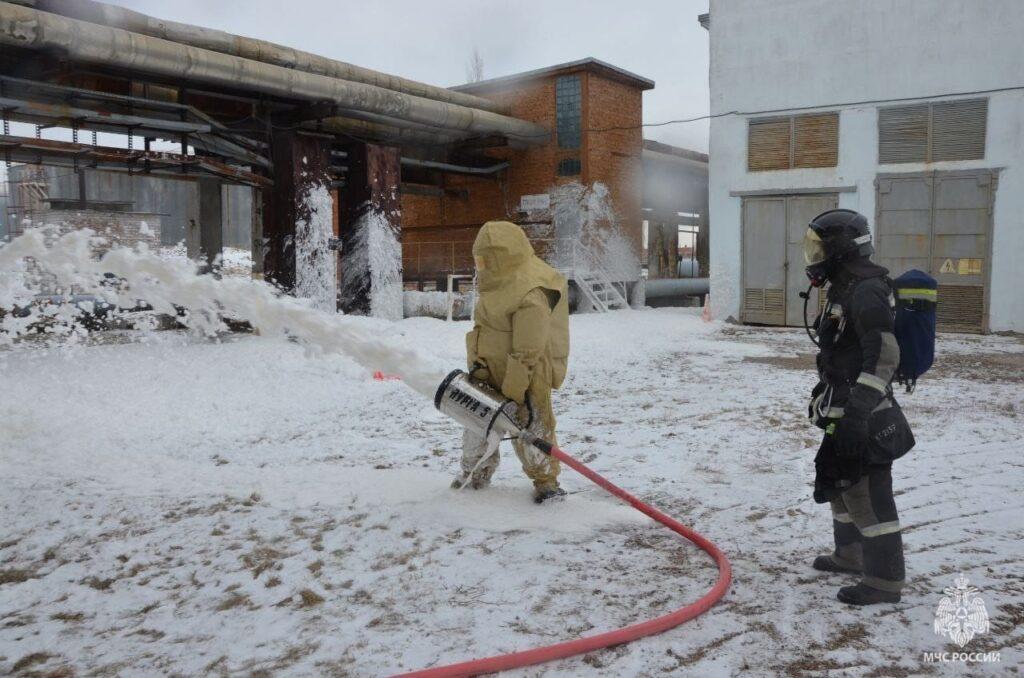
0, 134, 270, 186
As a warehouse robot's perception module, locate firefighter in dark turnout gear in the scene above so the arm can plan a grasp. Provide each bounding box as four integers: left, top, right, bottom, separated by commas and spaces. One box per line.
804, 209, 915, 606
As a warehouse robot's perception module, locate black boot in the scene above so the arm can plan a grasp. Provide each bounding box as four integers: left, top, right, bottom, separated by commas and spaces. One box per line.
812, 555, 861, 575
533, 485, 566, 504
837, 582, 901, 605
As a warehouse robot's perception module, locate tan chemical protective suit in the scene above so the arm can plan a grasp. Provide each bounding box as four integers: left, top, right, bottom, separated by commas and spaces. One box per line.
461, 221, 570, 492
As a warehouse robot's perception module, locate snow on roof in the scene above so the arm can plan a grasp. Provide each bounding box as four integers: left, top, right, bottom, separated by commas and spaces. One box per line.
452, 57, 655, 93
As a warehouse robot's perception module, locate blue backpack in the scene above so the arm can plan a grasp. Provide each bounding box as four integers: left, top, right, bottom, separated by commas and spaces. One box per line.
891, 269, 937, 392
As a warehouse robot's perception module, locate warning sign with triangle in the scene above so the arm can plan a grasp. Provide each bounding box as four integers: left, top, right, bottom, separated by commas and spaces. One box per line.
940, 258, 956, 274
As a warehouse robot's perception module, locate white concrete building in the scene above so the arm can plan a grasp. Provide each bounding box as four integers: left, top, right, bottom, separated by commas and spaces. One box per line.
702, 0, 1024, 332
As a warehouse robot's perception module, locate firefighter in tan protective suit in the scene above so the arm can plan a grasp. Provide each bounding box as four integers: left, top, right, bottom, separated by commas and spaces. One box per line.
453, 221, 570, 503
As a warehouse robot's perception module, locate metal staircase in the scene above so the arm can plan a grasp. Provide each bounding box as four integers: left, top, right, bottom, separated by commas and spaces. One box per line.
560, 241, 630, 313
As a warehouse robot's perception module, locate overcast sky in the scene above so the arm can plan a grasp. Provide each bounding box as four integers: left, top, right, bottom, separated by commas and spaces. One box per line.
111, 0, 712, 152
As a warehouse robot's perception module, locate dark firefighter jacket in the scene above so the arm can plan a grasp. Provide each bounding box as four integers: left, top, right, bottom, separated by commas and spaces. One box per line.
811, 261, 915, 464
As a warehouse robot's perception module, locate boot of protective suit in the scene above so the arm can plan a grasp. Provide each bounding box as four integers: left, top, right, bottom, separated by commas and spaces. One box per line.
837, 582, 901, 606
533, 484, 566, 504
451, 465, 496, 490
451, 475, 489, 490
813, 555, 862, 575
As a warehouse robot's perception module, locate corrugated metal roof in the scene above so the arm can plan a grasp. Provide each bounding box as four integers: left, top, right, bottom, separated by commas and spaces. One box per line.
643, 139, 709, 164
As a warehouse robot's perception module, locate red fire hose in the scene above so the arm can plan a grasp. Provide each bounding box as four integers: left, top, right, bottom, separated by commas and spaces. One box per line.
394, 444, 733, 677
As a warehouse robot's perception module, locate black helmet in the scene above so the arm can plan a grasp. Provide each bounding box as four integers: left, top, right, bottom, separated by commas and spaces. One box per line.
803, 209, 874, 286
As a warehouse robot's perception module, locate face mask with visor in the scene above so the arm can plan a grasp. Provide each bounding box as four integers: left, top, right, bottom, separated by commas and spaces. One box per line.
803, 228, 831, 287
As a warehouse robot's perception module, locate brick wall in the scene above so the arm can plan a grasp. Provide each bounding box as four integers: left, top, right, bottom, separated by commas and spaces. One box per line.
401, 67, 646, 281
584, 75, 644, 254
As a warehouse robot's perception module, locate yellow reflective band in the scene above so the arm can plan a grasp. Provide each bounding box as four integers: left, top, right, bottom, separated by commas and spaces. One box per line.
897, 288, 937, 301
857, 372, 889, 394
861, 521, 902, 538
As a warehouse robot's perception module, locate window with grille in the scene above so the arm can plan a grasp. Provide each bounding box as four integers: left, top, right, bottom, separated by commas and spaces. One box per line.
557, 157, 581, 176
747, 112, 839, 171
878, 98, 987, 164
556, 75, 582, 149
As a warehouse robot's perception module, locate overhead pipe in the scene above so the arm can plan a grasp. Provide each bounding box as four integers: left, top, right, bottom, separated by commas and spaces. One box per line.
315, 117, 462, 147
14, 0, 508, 115
317, 107, 470, 145
643, 277, 710, 298
0, 3, 550, 143
329, 152, 508, 178
399, 157, 510, 175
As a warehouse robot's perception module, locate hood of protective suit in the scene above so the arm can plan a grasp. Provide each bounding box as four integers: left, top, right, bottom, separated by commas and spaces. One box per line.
472, 221, 535, 291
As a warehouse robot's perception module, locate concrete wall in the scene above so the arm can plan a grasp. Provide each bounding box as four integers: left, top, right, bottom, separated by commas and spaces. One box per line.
0, 194, 7, 240
707, 0, 1024, 331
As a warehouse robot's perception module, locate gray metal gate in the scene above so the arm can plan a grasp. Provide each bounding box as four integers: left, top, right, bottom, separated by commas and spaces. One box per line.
875, 170, 995, 332
742, 194, 837, 326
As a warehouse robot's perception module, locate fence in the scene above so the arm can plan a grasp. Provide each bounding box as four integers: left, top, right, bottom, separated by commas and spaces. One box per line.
401, 237, 584, 283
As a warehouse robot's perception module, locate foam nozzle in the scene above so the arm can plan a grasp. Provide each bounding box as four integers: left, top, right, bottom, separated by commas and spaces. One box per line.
434, 369, 523, 440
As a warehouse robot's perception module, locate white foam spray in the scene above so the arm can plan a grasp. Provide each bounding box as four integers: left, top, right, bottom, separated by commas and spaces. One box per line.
0, 228, 447, 398
294, 181, 336, 313
340, 207, 403, 320
549, 181, 640, 282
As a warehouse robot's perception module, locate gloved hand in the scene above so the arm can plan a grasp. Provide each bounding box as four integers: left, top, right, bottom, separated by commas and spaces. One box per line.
468, 361, 490, 383
514, 394, 534, 430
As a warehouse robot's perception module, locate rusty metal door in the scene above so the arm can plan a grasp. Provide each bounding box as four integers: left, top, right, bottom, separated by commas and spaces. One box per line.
876, 170, 995, 332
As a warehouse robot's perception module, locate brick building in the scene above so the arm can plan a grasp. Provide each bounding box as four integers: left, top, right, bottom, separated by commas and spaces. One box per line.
400, 58, 653, 287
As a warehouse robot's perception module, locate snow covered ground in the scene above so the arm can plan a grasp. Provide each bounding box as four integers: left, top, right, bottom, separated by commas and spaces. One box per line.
1, 310, 1021, 676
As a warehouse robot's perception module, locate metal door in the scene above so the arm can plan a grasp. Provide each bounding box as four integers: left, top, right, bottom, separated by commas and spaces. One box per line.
875, 175, 932, 275
876, 170, 994, 332
785, 195, 837, 326
742, 197, 787, 324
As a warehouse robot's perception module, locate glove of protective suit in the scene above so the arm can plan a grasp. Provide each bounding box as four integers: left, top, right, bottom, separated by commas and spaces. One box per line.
468, 360, 491, 384
514, 394, 534, 430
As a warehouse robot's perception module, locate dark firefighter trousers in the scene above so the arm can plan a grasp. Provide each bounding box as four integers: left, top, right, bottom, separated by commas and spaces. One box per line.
828, 463, 906, 593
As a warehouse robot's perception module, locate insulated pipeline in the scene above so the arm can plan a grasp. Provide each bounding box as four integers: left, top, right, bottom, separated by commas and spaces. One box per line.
395, 443, 732, 678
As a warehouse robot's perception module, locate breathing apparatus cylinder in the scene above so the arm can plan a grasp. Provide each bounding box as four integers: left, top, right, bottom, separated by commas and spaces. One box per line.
434, 370, 526, 442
